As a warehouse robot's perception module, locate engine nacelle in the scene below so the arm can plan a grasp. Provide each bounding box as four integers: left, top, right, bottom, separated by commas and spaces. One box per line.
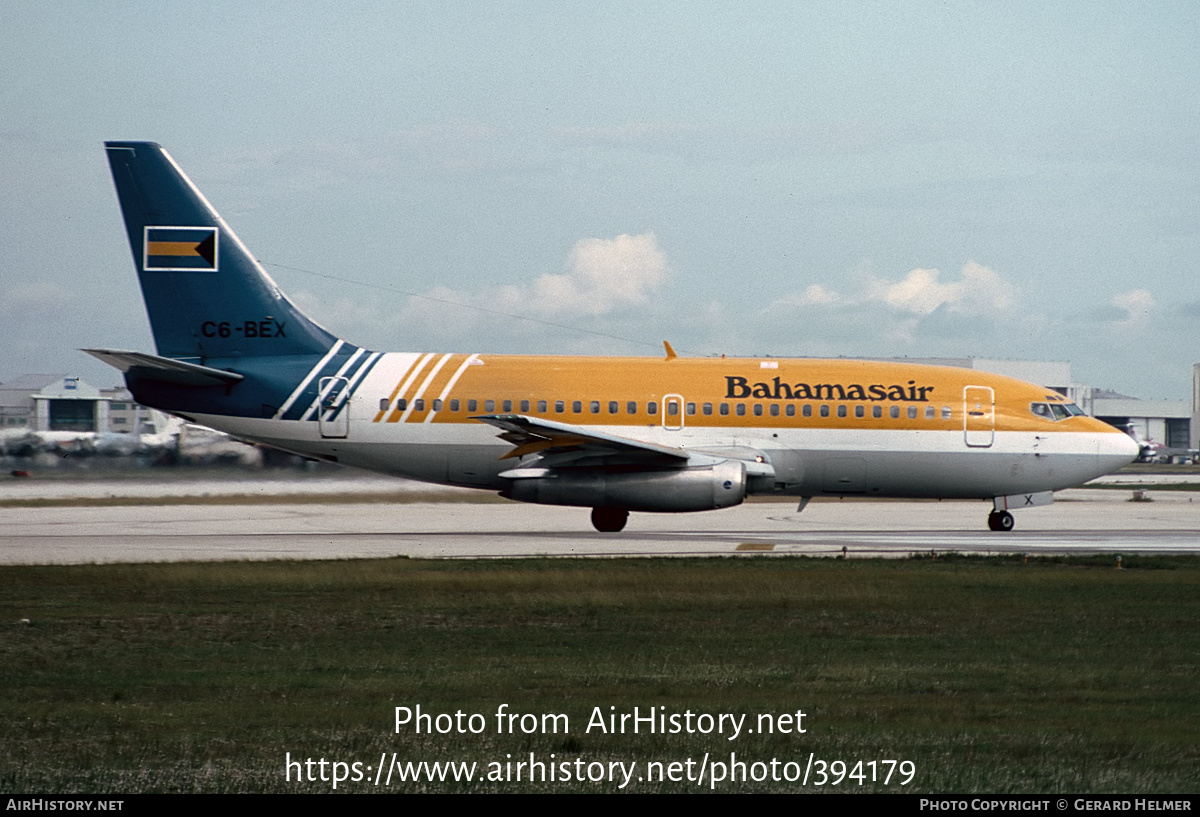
503, 459, 748, 512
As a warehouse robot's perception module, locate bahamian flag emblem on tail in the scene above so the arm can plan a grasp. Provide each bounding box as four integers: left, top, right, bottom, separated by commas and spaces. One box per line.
143, 226, 218, 272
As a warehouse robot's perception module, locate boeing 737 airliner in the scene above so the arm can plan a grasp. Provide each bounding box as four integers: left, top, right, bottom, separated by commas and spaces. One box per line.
87, 142, 1138, 532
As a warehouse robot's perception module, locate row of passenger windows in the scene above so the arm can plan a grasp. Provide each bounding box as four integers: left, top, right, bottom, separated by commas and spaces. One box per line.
382, 396, 956, 421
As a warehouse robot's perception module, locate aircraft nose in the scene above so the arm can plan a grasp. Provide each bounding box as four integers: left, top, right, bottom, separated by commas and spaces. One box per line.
1099, 428, 1140, 466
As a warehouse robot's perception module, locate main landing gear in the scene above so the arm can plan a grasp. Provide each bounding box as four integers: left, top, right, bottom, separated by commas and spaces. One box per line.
987, 510, 1015, 532
591, 507, 629, 532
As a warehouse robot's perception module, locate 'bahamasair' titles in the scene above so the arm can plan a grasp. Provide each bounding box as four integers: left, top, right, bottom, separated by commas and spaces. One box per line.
725, 376, 935, 403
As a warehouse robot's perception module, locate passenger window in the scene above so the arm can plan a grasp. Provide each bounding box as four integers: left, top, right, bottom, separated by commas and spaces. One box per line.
872, 405, 882, 418
753, 404, 763, 416
820, 405, 829, 417
467, 399, 476, 412
608, 401, 618, 414
837, 405, 847, 418
770, 404, 779, 417
573, 401, 582, 413
736, 403, 746, 416
802, 404, 812, 417
627, 401, 637, 415
555, 400, 564, 413
450, 399, 460, 412
890, 406, 899, 419
537, 400, 547, 412
786, 404, 795, 417
941, 406, 951, 420
854, 405, 864, 418
432, 399, 442, 411
485, 399, 495, 412
925, 406, 935, 419
502, 400, 512, 412
379, 398, 389, 412
520, 400, 530, 412
648, 402, 657, 415
415, 399, 425, 411
590, 401, 600, 414
686, 402, 696, 415
719, 403, 729, 416
702, 403, 713, 415
398, 398, 408, 411
667, 402, 678, 416
908, 406, 917, 419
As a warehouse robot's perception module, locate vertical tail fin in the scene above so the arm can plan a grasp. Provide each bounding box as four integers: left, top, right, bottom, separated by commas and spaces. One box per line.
104, 141, 337, 361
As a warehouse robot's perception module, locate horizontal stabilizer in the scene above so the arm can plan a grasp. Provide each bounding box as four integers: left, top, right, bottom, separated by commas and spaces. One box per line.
82, 348, 244, 387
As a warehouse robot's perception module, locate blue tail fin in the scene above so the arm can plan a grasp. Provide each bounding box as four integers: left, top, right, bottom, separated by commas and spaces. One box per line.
104, 141, 337, 361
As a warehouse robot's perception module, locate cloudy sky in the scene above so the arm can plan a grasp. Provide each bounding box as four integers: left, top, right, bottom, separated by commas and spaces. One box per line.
3, 2, 1198, 399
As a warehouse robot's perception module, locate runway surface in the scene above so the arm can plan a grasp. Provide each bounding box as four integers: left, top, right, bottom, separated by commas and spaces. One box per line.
3, 480, 1197, 563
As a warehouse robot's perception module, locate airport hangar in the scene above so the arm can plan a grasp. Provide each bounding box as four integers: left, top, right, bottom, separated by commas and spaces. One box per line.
0, 374, 165, 435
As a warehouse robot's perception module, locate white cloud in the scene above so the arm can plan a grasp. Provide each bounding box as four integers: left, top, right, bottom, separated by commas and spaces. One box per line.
780, 283, 845, 307
1112, 288, 1155, 323
299, 233, 670, 351
516, 233, 668, 317
767, 261, 1015, 322
866, 261, 1013, 315
290, 290, 383, 336
750, 261, 1022, 352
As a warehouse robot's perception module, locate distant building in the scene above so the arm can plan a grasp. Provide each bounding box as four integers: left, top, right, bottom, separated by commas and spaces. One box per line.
1193, 364, 1200, 451
0, 375, 164, 435
1092, 390, 1192, 452
100, 386, 162, 434
0, 375, 106, 432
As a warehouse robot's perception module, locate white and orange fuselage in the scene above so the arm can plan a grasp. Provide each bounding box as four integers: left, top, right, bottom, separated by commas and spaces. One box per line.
92, 141, 1139, 532
205, 350, 1137, 503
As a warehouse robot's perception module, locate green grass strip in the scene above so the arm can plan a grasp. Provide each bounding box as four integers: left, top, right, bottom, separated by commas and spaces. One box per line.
2, 555, 1197, 793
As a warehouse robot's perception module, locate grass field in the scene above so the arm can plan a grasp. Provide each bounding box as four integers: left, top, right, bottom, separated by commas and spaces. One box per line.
2, 554, 1198, 793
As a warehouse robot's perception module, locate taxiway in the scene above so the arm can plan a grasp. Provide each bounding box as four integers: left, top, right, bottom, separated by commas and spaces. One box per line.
2, 481, 1197, 564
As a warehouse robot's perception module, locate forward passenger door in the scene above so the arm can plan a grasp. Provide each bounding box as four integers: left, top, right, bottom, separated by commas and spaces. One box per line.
963, 386, 994, 448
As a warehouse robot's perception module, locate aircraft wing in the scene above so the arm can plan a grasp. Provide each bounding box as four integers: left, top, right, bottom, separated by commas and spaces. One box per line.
472, 414, 688, 462
472, 414, 774, 477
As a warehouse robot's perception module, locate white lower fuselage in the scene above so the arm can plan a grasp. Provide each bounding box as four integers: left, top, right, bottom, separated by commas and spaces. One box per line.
183, 351, 1138, 506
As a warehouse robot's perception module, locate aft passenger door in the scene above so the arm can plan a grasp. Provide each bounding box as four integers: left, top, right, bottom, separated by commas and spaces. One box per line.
318, 376, 350, 439
963, 386, 994, 448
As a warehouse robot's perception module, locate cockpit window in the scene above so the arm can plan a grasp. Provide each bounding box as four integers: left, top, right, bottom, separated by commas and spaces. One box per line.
1031, 402, 1086, 421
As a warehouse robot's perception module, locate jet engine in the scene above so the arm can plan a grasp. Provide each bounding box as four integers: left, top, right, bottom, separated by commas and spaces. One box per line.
502, 459, 748, 512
